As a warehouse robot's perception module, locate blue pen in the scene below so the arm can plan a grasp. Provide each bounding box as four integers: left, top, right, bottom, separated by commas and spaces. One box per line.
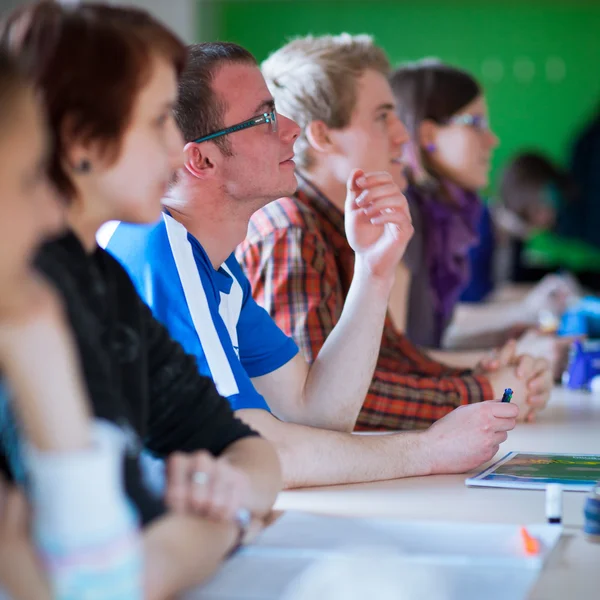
501, 388, 513, 403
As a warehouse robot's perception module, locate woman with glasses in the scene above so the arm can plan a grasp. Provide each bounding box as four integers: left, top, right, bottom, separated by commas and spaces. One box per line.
0, 2, 281, 598
387, 61, 573, 372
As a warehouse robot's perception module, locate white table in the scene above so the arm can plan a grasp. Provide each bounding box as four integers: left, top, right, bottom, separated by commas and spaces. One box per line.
274, 388, 600, 599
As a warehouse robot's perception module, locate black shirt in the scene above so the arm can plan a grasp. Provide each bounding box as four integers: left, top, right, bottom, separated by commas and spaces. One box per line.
1, 232, 257, 524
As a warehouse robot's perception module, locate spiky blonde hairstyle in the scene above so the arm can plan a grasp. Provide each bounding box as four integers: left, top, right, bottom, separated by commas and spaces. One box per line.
262, 33, 390, 170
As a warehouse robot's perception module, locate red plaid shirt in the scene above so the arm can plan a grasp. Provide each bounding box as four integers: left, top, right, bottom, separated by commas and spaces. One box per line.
236, 175, 494, 431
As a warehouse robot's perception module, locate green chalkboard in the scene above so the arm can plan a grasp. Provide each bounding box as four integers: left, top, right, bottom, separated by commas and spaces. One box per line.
203, 0, 600, 195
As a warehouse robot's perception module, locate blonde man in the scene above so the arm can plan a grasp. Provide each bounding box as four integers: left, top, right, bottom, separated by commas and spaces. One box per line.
237, 33, 553, 430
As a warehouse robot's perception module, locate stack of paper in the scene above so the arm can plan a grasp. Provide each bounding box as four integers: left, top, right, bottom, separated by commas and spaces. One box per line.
188, 512, 562, 600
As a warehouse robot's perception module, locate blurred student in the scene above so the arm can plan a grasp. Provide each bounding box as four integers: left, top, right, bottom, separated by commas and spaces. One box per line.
105, 41, 519, 488
493, 151, 600, 291
565, 105, 600, 250
0, 45, 140, 600
0, 2, 281, 597
389, 61, 575, 361
235, 34, 551, 427
493, 152, 600, 282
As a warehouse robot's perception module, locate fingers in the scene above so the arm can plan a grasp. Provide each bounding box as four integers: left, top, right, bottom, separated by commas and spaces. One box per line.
354, 171, 394, 189
205, 460, 238, 521
516, 354, 535, 379
203, 468, 234, 521
517, 406, 535, 423
489, 400, 519, 419
526, 411, 538, 424
165, 451, 249, 523
520, 356, 552, 409
495, 340, 517, 368
166, 450, 216, 515
478, 352, 499, 372
357, 191, 411, 226
207, 462, 249, 522
352, 173, 409, 212
165, 451, 196, 513
356, 184, 406, 208
361, 197, 411, 222
359, 191, 413, 240
486, 445, 501, 460
527, 358, 551, 392
189, 451, 221, 516
356, 183, 397, 204
368, 211, 413, 230
479, 340, 517, 372
528, 391, 551, 409
346, 168, 366, 198
493, 431, 509, 445
528, 392, 550, 409
492, 415, 518, 432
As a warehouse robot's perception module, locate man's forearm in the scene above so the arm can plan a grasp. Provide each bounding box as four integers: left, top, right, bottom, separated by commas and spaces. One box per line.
221, 437, 282, 517
302, 261, 394, 431
144, 514, 238, 600
444, 301, 528, 350
425, 348, 487, 370
236, 409, 429, 489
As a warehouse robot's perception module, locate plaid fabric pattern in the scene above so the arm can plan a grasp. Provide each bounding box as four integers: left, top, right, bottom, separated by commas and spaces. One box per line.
237, 175, 494, 431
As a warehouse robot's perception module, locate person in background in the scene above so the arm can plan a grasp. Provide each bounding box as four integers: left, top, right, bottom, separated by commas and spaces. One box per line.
0, 3, 281, 598
106, 40, 519, 488
493, 151, 600, 292
388, 60, 575, 366
236, 33, 551, 428
564, 104, 600, 250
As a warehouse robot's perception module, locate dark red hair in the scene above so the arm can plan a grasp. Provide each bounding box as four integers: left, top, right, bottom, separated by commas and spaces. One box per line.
0, 1, 187, 199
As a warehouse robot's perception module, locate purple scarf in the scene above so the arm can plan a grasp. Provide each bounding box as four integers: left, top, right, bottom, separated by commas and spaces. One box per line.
407, 181, 483, 346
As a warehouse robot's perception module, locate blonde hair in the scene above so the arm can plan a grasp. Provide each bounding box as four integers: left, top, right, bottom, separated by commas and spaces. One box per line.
262, 33, 390, 170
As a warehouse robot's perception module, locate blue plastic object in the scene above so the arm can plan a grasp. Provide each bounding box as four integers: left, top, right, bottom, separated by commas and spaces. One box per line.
559, 296, 600, 338
564, 340, 600, 390
584, 484, 600, 542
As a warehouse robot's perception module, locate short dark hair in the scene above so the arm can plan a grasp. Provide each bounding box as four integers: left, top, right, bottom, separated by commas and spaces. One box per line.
500, 151, 575, 218
390, 60, 481, 184
174, 42, 256, 155
0, 1, 187, 200
0, 46, 29, 130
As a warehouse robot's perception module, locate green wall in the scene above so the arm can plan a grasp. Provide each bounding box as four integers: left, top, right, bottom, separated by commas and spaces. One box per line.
204, 0, 600, 193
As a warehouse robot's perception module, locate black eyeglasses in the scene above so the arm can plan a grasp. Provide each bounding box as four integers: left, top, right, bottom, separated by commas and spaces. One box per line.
193, 110, 278, 144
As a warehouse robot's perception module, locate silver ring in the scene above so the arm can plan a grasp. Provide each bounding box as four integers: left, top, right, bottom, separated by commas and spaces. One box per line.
234, 507, 251, 528
192, 471, 209, 486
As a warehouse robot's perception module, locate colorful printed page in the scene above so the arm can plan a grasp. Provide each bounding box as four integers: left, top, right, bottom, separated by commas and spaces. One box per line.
466, 451, 600, 491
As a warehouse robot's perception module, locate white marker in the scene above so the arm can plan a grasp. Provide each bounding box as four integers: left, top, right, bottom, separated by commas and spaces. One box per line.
546, 483, 563, 524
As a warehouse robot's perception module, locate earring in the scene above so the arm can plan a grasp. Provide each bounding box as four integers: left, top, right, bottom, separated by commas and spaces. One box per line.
75, 159, 91, 173
425, 143, 436, 153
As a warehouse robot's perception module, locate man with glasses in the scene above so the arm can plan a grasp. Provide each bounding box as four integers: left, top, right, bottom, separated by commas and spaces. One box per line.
105, 42, 520, 489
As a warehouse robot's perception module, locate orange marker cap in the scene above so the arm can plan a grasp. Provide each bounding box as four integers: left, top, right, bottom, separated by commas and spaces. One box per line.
520, 526, 541, 556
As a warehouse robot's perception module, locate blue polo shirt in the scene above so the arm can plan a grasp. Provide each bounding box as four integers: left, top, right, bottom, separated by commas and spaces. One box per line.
102, 214, 298, 412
